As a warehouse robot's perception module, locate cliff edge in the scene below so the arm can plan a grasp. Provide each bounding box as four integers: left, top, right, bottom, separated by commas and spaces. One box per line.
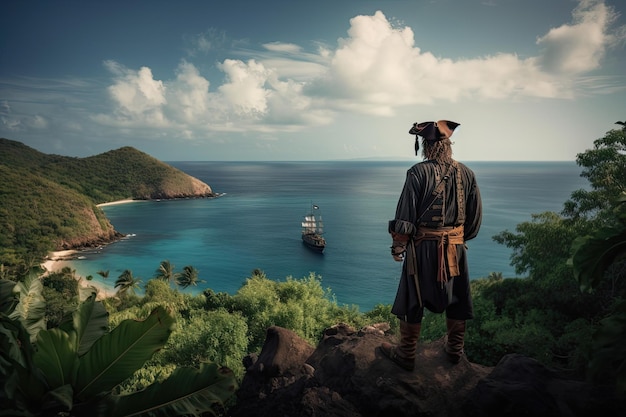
228, 324, 622, 417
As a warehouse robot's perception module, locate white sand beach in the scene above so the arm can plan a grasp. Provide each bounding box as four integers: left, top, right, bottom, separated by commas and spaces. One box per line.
41, 249, 77, 271
39, 198, 142, 300
42, 250, 116, 301
96, 198, 137, 207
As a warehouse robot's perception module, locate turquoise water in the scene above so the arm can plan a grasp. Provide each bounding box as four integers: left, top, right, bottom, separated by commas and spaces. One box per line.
70, 161, 588, 312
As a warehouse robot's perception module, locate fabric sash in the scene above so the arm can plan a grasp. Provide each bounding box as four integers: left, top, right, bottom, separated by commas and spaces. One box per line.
407, 225, 465, 289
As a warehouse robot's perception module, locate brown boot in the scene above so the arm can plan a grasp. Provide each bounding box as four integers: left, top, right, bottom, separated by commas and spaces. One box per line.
380, 321, 421, 371
445, 319, 466, 364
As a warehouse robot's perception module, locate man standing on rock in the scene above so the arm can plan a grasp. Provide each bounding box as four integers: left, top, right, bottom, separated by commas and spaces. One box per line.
381, 120, 482, 371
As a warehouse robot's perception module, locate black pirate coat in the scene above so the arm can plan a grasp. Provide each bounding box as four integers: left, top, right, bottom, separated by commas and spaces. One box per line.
388, 159, 482, 322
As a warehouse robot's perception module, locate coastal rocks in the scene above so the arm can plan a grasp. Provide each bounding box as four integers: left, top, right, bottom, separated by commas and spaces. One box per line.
57, 229, 125, 251
227, 324, 623, 417
137, 174, 214, 199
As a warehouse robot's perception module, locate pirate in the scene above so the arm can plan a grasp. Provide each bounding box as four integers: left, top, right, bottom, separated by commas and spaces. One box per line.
381, 120, 483, 371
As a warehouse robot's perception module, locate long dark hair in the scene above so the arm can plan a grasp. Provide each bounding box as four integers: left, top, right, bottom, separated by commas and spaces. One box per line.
422, 138, 453, 164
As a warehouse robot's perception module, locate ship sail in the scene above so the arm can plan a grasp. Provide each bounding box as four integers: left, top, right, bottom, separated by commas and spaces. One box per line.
301, 203, 326, 253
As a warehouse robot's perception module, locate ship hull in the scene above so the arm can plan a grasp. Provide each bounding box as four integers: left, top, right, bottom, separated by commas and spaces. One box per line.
302, 234, 325, 253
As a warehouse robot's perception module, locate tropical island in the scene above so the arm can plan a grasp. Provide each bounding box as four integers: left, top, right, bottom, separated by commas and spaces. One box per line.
0, 138, 215, 256
1, 124, 625, 416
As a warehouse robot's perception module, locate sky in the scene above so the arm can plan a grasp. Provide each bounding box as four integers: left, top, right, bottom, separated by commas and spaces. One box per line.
1, 0, 625, 162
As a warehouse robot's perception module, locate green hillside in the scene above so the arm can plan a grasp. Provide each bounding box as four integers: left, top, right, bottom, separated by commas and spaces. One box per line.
0, 138, 215, 263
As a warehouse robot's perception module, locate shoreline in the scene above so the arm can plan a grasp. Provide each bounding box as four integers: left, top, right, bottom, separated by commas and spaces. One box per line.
39, 198, 139, 300
96, 195, 222, 208
42, 250, 117, 301
97, 198, 138, 207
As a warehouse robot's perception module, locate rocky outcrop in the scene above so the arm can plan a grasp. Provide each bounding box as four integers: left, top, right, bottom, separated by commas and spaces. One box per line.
228, 324, 623, 417
56, 229, 124, 251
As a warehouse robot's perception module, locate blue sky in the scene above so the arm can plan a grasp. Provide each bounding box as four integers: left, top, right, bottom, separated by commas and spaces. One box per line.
1, 0, 625, 161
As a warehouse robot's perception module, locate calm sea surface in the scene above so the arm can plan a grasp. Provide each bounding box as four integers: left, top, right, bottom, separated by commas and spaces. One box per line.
69, 161, 588, 312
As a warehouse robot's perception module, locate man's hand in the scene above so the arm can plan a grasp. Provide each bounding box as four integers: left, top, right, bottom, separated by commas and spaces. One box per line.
391, 244, 406, 262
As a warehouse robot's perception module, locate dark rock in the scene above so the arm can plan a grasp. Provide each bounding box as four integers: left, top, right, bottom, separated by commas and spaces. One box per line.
227, 324, 623, 417
463, 353, 623, 417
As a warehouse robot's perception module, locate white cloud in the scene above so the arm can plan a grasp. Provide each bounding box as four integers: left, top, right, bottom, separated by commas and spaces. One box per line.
0, 98, 50, 131
534, 0, 625, 73
94, 0, 623, 137
30, 115, 48, 129
165, 61, 211, 123
98, 58, 329, 135
104, 60, 168, 126
312, 3, 624, 114
217, 59, 271, 115
262, 42, 302, 53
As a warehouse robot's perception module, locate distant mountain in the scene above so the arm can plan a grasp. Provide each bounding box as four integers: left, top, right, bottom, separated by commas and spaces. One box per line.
0, 138, 215, 257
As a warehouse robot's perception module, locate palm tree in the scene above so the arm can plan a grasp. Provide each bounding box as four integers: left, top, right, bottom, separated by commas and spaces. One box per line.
96, 269, 110, 279
251, 268, 266, 278
487, 271, 503, 281
114, 269, 142, 296
155, 260, 179, 286
176, 265, 203, 289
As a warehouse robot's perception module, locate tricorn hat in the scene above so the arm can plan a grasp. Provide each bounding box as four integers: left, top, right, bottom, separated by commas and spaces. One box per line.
409, 120, 460, 154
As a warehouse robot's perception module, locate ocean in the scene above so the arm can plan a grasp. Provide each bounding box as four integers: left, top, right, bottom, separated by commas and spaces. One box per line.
69, 161, 588, 312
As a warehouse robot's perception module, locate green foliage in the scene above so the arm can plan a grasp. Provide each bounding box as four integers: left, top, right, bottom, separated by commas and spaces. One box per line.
104, 270, 380, 393
363, 303, 396, 329
419, 311, 446, 342
154, 259, 179, 285
230, 272, 366, 352
10, 275, 46, 343
0, 281, 237, 417
144, 278, 185, 306
556, 318, 594, 375
41, 269, 80, 328
570, 194, 626, 293
588, 300, 626, 396
480, 123, 626, 390
493, 211, 590, 279
157, 308, 249, 379
465, 294, 507, 364
0, 164, 94, 264
113, 362, 236, 417
569, 195, 626, 393
176, 265, 203, 289
565, 125, 626, 395
0, 279, 18, 315
467, 269, 601, 368
114, 269, 143, 297
563, 127, 626, 222
203, 288, 235, 310
0, 139, 214, 267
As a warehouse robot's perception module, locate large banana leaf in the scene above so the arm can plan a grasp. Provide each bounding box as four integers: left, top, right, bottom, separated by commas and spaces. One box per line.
0, 279, 17, 315
59, 293, 109, 356
34, 328, 79, 388
110, 362, 237, 417
9, 276, 46, 342
0, 314, 34, 370
1, 349, 49, 415
39, 384, 74, 415
74, 306, 175, 401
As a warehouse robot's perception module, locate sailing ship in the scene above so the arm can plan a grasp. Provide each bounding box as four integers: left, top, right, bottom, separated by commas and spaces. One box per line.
301, 203, 326, 253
